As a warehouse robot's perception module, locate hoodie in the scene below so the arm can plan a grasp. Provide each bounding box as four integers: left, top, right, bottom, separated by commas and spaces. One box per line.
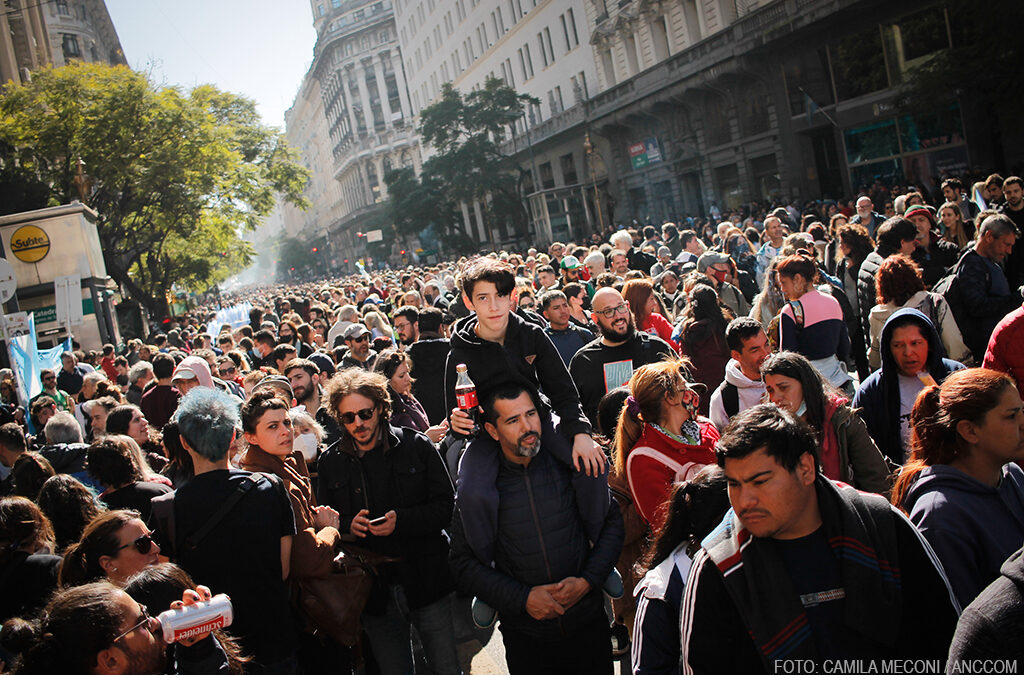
445, 311, 591, 439
903, 463, 1024, 608
868, 290, 971, 370
172, 356, 215, 389
708, 359, 766, 432
853, 308, 966, 465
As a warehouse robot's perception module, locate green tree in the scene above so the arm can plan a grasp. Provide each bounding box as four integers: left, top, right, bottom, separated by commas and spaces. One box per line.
414, 76, 538, 247
0, 62, 308, 317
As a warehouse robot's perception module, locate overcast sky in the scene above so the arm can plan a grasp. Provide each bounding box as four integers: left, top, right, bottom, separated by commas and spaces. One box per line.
105, 0, 317, 130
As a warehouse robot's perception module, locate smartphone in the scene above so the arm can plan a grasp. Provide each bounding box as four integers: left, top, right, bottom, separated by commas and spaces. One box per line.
368, 515, 388, 526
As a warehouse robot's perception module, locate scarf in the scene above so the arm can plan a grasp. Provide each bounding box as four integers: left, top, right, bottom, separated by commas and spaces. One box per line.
818, 396, 847, 481
701, 477, 903, 667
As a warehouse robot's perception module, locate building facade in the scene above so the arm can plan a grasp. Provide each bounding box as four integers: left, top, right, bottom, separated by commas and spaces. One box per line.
308, 0, 421, 263
1, 0, 125, 86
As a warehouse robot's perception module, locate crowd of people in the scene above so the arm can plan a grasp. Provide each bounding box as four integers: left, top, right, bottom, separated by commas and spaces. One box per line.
0, 172, 1023, 674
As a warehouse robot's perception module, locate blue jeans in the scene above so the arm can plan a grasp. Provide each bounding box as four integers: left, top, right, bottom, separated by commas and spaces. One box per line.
361, 585, 462, 675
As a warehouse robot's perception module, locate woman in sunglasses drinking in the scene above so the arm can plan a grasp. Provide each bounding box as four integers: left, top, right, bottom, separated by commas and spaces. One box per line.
59, 509, 160, 587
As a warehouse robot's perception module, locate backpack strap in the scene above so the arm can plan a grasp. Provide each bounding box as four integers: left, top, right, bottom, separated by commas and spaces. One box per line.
722, 382, 740, 419
183, 474, 261, 552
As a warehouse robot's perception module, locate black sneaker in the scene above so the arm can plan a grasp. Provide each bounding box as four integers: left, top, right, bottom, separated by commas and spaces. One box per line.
610, 621, 630, 657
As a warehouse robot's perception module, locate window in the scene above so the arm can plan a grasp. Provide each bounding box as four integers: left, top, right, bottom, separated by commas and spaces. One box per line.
537, 29, 554, 67
55, 0, 70, 14
561, 153, 578, 184
331, 0, 341, 7
601, 49, 616, 86
380, 30, 389, 43
831, 26, 888, 101
318, 5, 325, 16
61, 34, 80, 58
518, 45, 534, 80
571, 72, 588, 101
650, 15, 670, 60
560, 10, 579, 50
625, 33, 640, 74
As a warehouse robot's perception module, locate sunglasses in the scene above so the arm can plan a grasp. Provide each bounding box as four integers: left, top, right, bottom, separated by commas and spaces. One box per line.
339, 406, 375, 425
114, 604, 154, 643
350, 335, 369, 342
117, 533, 155, 555
219, 366, 236, 376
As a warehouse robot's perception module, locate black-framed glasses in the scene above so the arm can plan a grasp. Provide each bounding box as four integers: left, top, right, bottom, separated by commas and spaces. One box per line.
117, 534, 155, 555
339, 407, 375, 425
596, 303, 630, 319
113, 604, 154, 643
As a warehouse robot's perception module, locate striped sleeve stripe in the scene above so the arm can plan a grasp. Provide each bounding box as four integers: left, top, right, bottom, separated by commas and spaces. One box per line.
678, 548, 709, 675
631, 592, 649, 673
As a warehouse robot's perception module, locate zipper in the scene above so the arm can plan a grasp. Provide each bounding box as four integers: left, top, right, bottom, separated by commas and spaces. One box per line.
524, 465, 565, 635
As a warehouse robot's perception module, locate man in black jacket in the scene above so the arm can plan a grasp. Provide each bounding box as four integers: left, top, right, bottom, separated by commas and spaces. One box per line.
952, 213, 1022, 359
569, 287, 676, 426
856, 217, 918, 345
318, 368, 460, 675
681, 405, 960, 674
407, 306, 450, 425
449, 383, 623, 675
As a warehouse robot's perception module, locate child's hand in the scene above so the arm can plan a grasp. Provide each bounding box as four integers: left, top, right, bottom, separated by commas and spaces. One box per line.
572, 434, 607, 476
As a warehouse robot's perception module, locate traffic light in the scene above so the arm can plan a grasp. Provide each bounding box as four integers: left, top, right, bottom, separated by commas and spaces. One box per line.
311, 247, 318, 253
400, 250, 406, 255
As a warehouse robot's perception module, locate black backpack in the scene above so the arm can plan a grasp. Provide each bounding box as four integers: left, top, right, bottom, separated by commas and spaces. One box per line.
932, 249, 983, 337
720, 381, 740, 418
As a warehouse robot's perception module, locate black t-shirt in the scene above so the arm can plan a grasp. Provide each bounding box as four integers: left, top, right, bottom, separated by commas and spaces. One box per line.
101, 480, 171, 523
772, 526, 848, 659
166, 469, 297, 667
0, 553, 61, 623
568, 332, 676, 426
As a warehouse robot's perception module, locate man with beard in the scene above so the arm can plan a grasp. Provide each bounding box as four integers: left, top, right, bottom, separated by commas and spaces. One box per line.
9, 581, 231, 674
449, 383, 623, 675
998, 175, 1024, 289
317, 368, 461, 675
569, 287, 676, 426
284, 358, 341, 446
680, 404, 959, 673
393, 305, 420, 346
339, 323, 377, 370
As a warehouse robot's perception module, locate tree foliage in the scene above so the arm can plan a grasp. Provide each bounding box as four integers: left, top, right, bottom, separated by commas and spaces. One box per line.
396, 76, 537, 247
0, 62, 308, 316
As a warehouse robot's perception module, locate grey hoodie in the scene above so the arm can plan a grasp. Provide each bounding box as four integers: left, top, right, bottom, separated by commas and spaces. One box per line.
904, 462, 1024, 608
708, 359, 766, 432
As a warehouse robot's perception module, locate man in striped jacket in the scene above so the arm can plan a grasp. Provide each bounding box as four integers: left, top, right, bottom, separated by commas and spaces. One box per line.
679, 405, 960, 674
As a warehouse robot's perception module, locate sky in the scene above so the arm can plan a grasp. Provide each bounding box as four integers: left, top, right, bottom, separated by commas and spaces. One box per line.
105, 0, 317, 130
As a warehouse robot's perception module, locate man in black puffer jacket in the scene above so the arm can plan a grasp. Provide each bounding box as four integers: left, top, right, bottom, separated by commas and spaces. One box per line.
449, 383, 623, 675
856, 217, 918, 346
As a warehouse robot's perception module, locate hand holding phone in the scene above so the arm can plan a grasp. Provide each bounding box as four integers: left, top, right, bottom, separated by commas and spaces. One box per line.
368, 515, 388, 526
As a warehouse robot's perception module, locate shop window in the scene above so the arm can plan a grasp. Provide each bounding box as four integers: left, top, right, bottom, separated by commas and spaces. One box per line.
831, 27, 888, 101
844, 120, 900, 164
898, 104, 964, 152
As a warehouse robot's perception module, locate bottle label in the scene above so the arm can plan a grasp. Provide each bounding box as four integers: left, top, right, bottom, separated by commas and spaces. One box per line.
456, 389, 478, 409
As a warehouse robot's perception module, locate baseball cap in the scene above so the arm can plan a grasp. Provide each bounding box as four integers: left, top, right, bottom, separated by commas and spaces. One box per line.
696, 251, 731, 273
342, 323, 370, 340
252, 375, 295, 400
559, 255, 583, 271
171, 365, 198, 382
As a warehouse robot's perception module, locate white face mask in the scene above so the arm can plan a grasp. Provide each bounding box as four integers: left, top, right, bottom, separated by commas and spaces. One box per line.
293, 432, 319, 461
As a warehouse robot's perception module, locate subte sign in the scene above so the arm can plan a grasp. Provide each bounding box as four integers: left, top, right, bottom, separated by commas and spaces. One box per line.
10, 225, 50, 263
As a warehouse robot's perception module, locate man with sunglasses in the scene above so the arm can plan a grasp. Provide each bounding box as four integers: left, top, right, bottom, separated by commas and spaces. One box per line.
317, 368, 461, 675
569, 287, 677, 426
339, 323, 377, 370
33, 368, 73, 413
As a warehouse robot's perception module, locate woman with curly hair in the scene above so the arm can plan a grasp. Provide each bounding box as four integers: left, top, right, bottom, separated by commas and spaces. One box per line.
868, 254, 970, 369
36, 474, 103, 553
622, 278, 680, 353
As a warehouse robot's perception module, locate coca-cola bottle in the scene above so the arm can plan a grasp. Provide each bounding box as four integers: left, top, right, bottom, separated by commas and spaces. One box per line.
454, 363, 479, 436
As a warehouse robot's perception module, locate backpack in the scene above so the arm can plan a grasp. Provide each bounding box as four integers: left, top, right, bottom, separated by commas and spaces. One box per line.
932, 249, 984, 337
721, 382, 740, 418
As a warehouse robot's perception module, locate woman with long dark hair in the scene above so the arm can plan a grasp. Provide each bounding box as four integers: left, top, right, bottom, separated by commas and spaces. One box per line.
623, 278, 680, 353
632, 467, 731, 675
893, 368, 1024, 607
762, 351, 891, 494
613, 360, 719, 531
372, 349, 449, 443
835, 223, 874, 380
678, 284, 733, 413
36, 474, 103, 554
59, 509, 160, 587
0, 497, 59, 623
776, 253, 853, 395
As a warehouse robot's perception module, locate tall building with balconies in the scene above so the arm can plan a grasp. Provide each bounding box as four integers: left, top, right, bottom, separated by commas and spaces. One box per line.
46, 0, 126, 68
309, 0, 421, 259
395, 0, 602, 246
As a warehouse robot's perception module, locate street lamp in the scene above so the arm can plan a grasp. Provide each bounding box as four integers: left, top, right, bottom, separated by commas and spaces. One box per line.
584, 132, 606, 234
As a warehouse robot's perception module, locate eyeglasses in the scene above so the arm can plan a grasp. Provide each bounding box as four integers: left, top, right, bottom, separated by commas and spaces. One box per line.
116, 533, 155, 555
113, 604, 154, 643
42, 376, 55, 382
350, 335, 369, 342
219, 366, 236, 376
338, 406, 375, 425
595, 303, 630, 319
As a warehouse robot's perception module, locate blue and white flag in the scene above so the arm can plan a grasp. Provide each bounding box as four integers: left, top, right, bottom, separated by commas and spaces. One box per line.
7, 313, 69, 433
